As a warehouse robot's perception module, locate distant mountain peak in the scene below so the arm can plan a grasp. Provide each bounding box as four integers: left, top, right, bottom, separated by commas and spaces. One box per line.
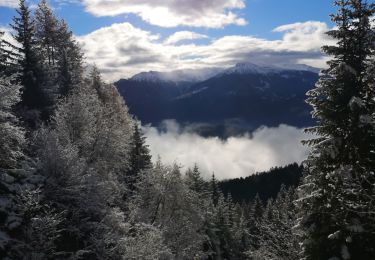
227, 62, 280, 74
131, 71, 166, 83
130, 68, 223, 84
220, 62, 320, 76
127, 63, 319, 84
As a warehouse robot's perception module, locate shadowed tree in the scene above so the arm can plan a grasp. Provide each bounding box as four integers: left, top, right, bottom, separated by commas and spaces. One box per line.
297, 1, 375, 259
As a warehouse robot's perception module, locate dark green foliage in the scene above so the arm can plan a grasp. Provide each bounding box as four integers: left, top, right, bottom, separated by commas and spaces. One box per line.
185, 164, 207, 194
55, 20, 83, 96
298, 1, 375, 259
12, 0, 49, 123
11, 0, 83, 126
210, 173, 220, 206
127, 121, 152, 190
219, 163, 303, 204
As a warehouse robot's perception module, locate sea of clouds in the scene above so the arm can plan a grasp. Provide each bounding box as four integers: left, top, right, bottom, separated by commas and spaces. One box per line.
143, 120, 312, 180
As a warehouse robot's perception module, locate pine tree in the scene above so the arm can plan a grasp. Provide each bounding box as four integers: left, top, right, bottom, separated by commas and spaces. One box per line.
35, 0, 83, 98
0, 71, 27, 259
247, 193, 264, 253
185, 164, 206, 194
0, 58, 61, 259
33, 1, 83, 102
211, 173, 219, 206
252, 186, 299, 260
35, 0, 59, 67
56, 20, 83, 96
12, 0, 49, 124
34, 67, 134, 257
298, 1, 375, 259
127, 121, 152, 190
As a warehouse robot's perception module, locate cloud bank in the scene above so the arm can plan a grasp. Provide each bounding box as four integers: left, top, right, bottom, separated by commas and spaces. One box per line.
80, 0, 247, 28
0, 0, 17, 8
165, 31, 209, 45
77, 21, 334, 81
143, 121, 311, 180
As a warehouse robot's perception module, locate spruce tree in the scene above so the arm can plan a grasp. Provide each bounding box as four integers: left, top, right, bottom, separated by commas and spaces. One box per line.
211, 173, 219, 206
12, 0, 48, 124
185, 164, 206, 194
298, 1, 375, 259
0, 54, 61, 259
127, 121, 152, 190
56, 20, 83, 96
35, 0, 59, 67
247, 193, 264, 252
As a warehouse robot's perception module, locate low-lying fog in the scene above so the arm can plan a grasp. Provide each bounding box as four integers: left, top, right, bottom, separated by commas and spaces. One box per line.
143, 120, 312, 180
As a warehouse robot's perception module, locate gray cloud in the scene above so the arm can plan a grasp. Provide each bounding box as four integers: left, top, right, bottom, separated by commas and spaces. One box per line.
77, 21, 334, 81
165, 31, 209, 45
80, 0, 246, 28
143, 120, 312, 180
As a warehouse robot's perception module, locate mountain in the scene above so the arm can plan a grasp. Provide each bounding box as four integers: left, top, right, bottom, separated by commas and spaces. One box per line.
131, 67, 223, 83
115, 63, 319, 136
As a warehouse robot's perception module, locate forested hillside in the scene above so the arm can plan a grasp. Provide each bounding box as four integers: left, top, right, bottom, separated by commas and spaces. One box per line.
219, 163, 303, 203
1, 0, 375, 259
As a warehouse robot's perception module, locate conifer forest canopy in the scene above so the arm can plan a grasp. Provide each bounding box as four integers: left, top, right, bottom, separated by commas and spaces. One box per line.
1, 0, 375, 259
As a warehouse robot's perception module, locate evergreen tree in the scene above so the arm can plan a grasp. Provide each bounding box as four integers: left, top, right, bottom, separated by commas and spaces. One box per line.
210, 173, 219, 206
252, 186, 299, 260
130, 161, 205, 259
298, 1, 375, 259
34, 0, 83, 102
35, 71, 133, 257
35, 0, 59, 67
247, 193, 264, 253
127, 121, 152, 190
0, 60, 61, 259
185, 164, 206, 194
56, 20, 83, 96
0, 72, 26, 259
12, 0, 49, 124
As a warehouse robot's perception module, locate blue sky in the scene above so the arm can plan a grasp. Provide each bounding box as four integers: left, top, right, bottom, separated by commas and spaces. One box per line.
0, 0, 335, 37
0, 0, 339, 80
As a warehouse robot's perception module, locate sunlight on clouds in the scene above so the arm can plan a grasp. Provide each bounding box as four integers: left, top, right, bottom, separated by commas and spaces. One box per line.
0, 0, 17, 8
76, 21, 333, 81
80, 0, 247, 28
165, 31, 209, 45
273, 21, 336, 52
143, 121, 311, 180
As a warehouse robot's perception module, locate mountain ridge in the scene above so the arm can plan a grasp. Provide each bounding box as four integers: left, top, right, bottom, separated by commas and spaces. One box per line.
116, 63, 319, 136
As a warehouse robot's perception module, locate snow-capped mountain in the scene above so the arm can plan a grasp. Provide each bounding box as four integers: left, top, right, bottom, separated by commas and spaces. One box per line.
219, 62, 320, 76
116, 63, 319, 136
130, 68, 223, 83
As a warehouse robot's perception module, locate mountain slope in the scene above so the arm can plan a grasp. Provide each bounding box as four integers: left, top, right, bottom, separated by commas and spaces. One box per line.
116, 63, 319, 134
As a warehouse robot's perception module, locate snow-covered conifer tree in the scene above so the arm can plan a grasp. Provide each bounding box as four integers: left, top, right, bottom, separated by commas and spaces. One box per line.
297, 1, 375, 259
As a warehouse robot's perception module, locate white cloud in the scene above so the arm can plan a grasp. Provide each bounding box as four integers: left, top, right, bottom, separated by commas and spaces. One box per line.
143, 120, 311, 180
165, 31, 208, 45
273, 21, 335, 52
80, 0, 246, 28
0, 0, 17, 8
77, 21, 333, 81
